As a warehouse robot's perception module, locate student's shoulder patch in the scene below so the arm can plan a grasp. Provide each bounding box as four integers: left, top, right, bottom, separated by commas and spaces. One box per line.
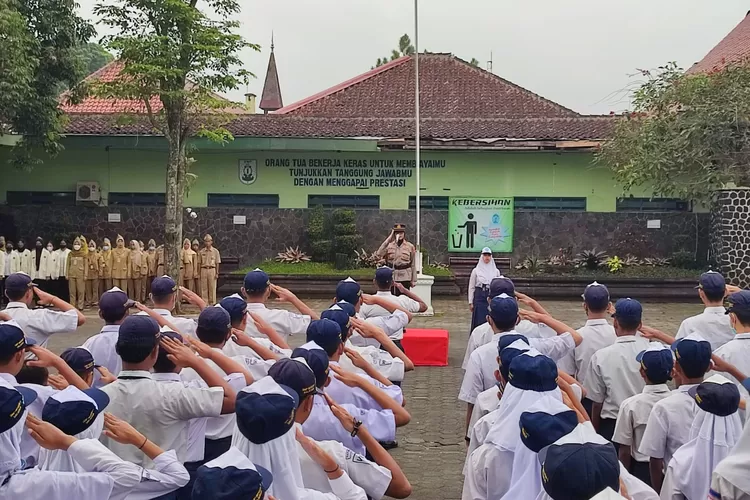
345, 449, 368, 465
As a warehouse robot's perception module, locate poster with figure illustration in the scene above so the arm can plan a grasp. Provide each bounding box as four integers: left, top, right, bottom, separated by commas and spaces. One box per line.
448, 197, 514, 253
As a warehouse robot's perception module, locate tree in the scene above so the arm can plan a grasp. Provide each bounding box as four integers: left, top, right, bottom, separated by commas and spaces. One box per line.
597, 62, 750, 203
375, 34, 416, 67
88, 0, 257, 282
75, 43, 114, 76
469, 58, 480, 67
0, 0, 94, 166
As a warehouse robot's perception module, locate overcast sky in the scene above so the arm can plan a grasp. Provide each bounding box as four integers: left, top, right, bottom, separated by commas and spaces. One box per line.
75, 0, 748, 115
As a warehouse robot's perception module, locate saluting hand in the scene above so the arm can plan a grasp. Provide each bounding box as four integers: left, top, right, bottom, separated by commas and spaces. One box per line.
330, 364, 363, 388
26, 414, 76, 451
47, 373, 70, 391
295, 427, 341, 475
96, 366, 117, 385
102, 413, 147, 447
726, 284, 743, 296
324, 393, 357, 433
26, 345, 63, 369
159, 336, 197, 367
0, 312, 11, 321
185, 336, 215, 360
270, 284, 296, 303
249, 311, 275, 337
343, 347, 369, 371
360, 294, 377, 306
33, 287, 56, 306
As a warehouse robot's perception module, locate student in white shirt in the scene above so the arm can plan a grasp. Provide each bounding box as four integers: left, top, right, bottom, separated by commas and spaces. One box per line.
583, 298, 649, 443
713, 291, 750, 398
661, 375, 743, 500
100, 315, 237, 466
459, 294, 581, 436
3, 272, 84, 346
613, 342, 673, 487
462, 276, 555, 369
241, 268, 319, 341
638, 331, 713, 492
135, 276, 200, 337
710, 400, 750, 500
675, 271, 734, 351
220, 293, 292, 357
83, 287, 132, 388
231, 376, 368, 500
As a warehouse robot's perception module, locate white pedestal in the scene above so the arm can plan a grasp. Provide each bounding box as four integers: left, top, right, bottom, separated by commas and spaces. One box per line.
412, 273, 435, 316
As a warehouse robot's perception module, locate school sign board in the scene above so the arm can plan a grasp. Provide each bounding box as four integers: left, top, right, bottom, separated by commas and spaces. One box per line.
448, 197, 514, 253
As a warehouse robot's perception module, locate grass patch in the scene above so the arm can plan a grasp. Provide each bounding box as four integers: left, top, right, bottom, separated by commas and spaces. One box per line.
235, 260, 453, 277
512, 266, 699, 280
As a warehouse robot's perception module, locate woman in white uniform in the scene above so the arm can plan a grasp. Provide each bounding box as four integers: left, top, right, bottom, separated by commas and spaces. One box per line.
468, 247, 501, 332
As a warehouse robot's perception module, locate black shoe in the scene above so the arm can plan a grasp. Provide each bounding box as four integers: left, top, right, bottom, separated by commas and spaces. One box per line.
379, 441, 398, 450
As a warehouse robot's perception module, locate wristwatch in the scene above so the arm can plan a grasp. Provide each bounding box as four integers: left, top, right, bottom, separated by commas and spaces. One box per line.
351, 419, 363, 437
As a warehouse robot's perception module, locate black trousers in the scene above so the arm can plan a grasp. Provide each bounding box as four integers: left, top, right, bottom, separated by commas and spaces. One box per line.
391, 280, 411, 296
630, 460, 652, 488
582, 397, 594, 419
177, 436, 232, 500
0, 278, 5, 305
598, 418, 619, 452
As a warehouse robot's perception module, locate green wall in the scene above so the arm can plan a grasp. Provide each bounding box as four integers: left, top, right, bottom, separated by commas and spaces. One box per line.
0, 136, 645, 211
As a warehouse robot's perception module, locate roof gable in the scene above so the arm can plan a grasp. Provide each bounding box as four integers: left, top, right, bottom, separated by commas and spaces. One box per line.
688, 12, 750, 74
276, 53, 579, 119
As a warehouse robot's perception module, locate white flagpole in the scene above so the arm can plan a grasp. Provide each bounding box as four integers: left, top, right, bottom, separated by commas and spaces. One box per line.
414, 0, 422, 273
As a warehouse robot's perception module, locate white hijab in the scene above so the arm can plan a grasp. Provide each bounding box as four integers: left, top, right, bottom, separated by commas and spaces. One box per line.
670, 376, 743, 500
231, 377, 306, 500
473, 253, 500, 286
712, 413, 750, 495
500, 398, 574, 500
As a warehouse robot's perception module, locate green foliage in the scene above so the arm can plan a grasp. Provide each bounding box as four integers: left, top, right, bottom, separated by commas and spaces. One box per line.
606, 256, 623, 273
307, 205, 331, 262
332, 209, 360, 265
469, 58, 480, 67
1, 0, 95, 166
512, 266, 699, 280
374, 34, 415, 67
669, 251, 698, 269
576, 249, 609, 270
74, 43, 114, 76
235, 261, 453, 277
515, 255, 543, 274
597, 62, 750, 202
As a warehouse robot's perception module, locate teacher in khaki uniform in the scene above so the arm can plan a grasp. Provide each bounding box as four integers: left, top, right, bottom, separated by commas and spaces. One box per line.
376, 223, 416, 295
111, 234, 130, 294
199, 234, 221, 305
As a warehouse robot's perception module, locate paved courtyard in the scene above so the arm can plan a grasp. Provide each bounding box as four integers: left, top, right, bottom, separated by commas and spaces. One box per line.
46, 298, 702, 500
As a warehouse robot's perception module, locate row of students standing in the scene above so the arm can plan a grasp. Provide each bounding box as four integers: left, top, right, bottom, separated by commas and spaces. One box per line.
0, 268, 418, 499
460, 270, 750, 500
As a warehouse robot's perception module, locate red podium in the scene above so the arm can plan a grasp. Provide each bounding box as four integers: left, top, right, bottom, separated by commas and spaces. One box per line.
401, 328, 449, 367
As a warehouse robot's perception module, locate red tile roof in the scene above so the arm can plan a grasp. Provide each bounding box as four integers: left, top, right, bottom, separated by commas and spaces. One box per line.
64, 114, 614, 141
276, 53, 579, 119
688, 12, 750, 74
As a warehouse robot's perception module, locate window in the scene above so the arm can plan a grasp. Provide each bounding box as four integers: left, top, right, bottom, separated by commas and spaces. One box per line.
6, 191, 76, 206
208, 194, 279, 208
514, 197, 587, 211
108, 192, 166, 206
307, 195, 380, 209
408, 196, 449, 210
616, 198, 691, 212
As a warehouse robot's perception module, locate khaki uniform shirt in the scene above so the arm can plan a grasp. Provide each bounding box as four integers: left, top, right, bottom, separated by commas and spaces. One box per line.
376, 238, 416, 282
66, 252, 87, 279
111, 248, 130, 279
100, 251, 113, 279
86, 251, 102, 280
198, 247, 221, 270
180, 249, 196, 280
130, 250, 148, 277
156, 247, 165, 276
146, 250, 158, 277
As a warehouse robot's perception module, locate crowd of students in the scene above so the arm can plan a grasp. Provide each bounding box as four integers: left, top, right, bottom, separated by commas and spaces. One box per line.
0, 266, 426, 499
461, 270, 750, 500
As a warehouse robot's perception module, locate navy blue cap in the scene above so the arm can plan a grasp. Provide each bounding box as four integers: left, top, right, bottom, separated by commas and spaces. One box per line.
321, 306, 352, 334
489, 276, 515, 297
219, 294, 248, 325
306, 319, 343, 354
0, 380, 36, 433
499, 340, 530, 382
268, 358, 317, 400
635, 342, 674, 383
156, 329, 184, 367
697, 271, 726, 294
582, 282, 610, 311
117, 315, 160, 347
611, 298, 642, 324
541, 442, 620, 500
726, 291, 750, 315
291, 342, 330, 388
375, 267, 393, 285
4, 272, 35, 292
671, 333, 712, 375
336, 278, 362, 305
334, 300, 356, 318
99, 288, 130, 318
236, 377, 299, 444
243, 269, 270, 293
42, 386, 110, 436
488, 294, 519, 325
688, 375, 741, 417
198, 306, 231, 333
519, 410, 579, 453
0, 320, 36, 358
193, 447, 273, 500
151, 275, 178, 296
60, 347, 96, 373
508, 352, 558, 391
497, 333, 528, 356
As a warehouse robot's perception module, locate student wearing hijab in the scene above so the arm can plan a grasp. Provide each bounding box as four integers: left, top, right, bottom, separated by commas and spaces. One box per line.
230, 376, 368, 500
100, 237, 113, 296
65, 237, 87, 310
710, 404, 750, 499
661, 375, 743, 500
179, 238, 196, 293
468, 247, 501, 332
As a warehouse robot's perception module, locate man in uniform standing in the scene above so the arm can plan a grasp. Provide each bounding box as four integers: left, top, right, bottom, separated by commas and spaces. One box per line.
199, 234, 221, 305
376, 223, 416, 295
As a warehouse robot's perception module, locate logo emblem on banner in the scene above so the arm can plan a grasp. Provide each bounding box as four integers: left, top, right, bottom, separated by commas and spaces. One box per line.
239, 160, 257, 185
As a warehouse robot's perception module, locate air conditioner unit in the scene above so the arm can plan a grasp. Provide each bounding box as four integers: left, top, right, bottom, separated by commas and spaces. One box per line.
76, 182, 101, 202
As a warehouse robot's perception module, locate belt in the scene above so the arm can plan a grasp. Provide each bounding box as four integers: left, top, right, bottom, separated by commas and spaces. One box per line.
393, 264, 411, 270
201, 266, 216, 269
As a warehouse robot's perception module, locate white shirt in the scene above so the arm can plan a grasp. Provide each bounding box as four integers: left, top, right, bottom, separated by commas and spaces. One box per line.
136, 309, 197, 338
339, 341, 405, 382
613, 384, 672, 462
459, 331, 575, 404
583, 335, 649, 419
359, 291, 420, 340
468, 387, 501, 438
298, 439, 392, 500
349, 310, 411, 346
463, 442, 514, 500
461, 320, 555, 370
17, 383, 57, 466
638, 385, 700, 466
3, 302, 79, 347
222, 337, 292, 359
570, 319, 617, 383
56, 248, 71, 276
82, 325, 122, 388
712, 333, 750, 398
302, 394, 396, 455
243, 302, 311, 342
325, 361, 404, 410
100, 370, 224, 466
676, 307, 734, 351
